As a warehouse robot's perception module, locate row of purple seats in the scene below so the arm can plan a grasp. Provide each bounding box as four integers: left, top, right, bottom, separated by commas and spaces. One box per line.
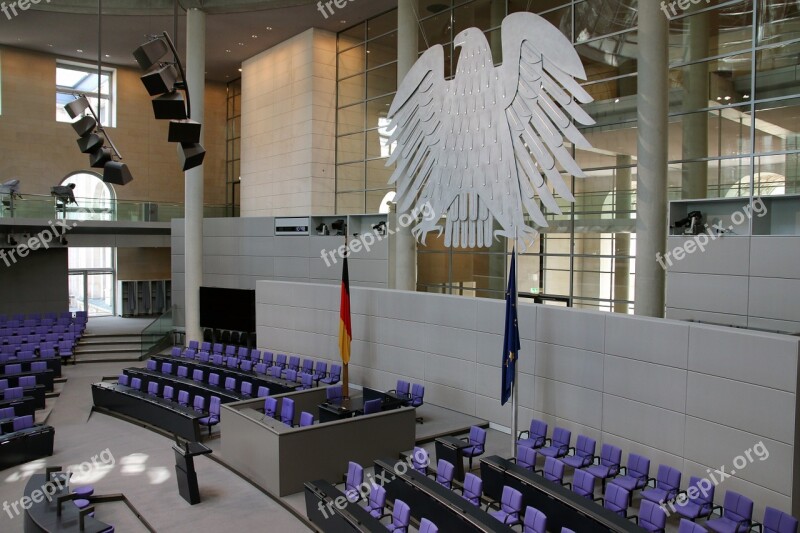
261, 396, 311, 427
1, 414, 36, 434
1, 361, 48, 376
145, 359, 272, 400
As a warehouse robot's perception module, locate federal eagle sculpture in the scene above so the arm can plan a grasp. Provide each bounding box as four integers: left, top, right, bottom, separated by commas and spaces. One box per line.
386, 12, 595, 250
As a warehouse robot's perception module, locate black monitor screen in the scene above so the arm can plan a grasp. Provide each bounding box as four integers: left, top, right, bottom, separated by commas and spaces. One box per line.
199, 287, 255, 332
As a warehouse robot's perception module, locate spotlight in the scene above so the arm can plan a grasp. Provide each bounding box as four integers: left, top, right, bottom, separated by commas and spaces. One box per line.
59, 236, 68, 246
152, 92, 188, 120
133, 38, 170, 71
77, 133, 104, 154
168, 120, 202, 144
89, 147, 113, 168
6, 234, 17, 246
71, 116, 97, 137
141, 64, 178, 96
0, 179, 21, 199
103, 161, 133, 186
64, 96, 89, 119
178, 142, 206, 171
51, 184, 78, 207
372, 221, 387, 236
316, 223, 329, 236
331, 219, 346, 236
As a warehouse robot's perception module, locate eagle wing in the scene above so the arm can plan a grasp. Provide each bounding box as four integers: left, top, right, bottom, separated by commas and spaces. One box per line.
499, 12, 595, 239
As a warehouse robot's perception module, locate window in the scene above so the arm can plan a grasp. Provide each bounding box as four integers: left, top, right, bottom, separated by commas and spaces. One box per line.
59, 171, 115, 221
56, 61, 116, 127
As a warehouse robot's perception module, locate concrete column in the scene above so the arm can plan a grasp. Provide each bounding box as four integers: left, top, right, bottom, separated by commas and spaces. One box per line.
681, 9, 710, 199
634, 0, 668, 318
184, 8, 205, 341
392, 0, 418, 291
614, 156, 632, 314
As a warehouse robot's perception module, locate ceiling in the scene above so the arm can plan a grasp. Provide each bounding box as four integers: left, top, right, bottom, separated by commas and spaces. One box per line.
0, 0, 397, 82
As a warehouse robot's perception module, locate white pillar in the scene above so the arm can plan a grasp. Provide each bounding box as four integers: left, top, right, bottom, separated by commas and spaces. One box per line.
634, 0, 668, 317
392, 0, 418, 291
184, 8, 205, 341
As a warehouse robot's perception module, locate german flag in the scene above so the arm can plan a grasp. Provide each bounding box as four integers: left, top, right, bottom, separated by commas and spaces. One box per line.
338, 256, 352, 365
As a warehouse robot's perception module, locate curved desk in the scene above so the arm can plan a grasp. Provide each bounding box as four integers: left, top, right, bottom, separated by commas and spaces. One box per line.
123, 367, 246, 404
0, 424, 55, 471
23, 473, 110, 533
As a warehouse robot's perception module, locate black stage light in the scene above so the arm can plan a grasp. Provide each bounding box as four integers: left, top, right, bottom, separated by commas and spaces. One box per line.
133, 38, 169, 71
152, 92, 187, 120
103, 161, 133, 186
77, 133, 104, 154
64, 96, 89, 120
141, 64, 178, 96
331, 219, 347, 235
168, 119, 202, 144
178, 142, 206, 171
89, 147, 113, 168
72, 116, 97, 137
316, 223, 329, 236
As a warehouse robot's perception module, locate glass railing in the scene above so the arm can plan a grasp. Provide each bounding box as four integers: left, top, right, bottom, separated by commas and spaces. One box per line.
0, 193, 233, 223
141, 308, 175, 358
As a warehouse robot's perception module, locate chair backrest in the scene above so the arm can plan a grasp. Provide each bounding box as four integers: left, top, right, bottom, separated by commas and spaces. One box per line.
411, 383, 425, 405
469, 426, 487, 448
462, 472, 483, 506
314, 361, 327, 376
192, 369, 203, 382
240, 360, 253, 372
686, 476, 714, 507
363, 398, 382, 414
572, 469, 596, 498
163, 385, 174, 401
516, 444, 537, 470
722, 491, 753, 525
301, 359, 314, 374
257, 386, 270, 398
599, 443, 622, 472
412, 447, 428, 474
435, 459, 454, 489
280, 397, 295, 425
13, 415, 33, 431
209, 396, 221, 416
264, 397, 278, 418
4, 387, 23, 400
0, 406, 12, 418
346, 461, 363, 493
329, 364, 341, 379
188, 340, 199, 351
627, 453, 651, 481
391, 499, 411, 528
146, 360, 157, 371
209, 373, 220, 387
327, 385, 343, 402
177, 366, 188, 378
655, 464, 682, 492
301, 373, 313, 389
764, 507, 799, 533
226, 357, 238, 369
19, 376, 36, 388
200, 341, 211, 352
500, 486, 523, 516
552, 427, 571, 449
198, 351, 209, 362
147, 382, 159, 396
419, 518, 438, 533
171, 347, 182, 358
604, 484, 630, 515
31, 362, 46, 373
254, 363, 267, 375
299, 411, 314, 427
285, 369, 297, 382
250, 349, 261, 363
178, 390, 189, 406
263, 352, 274, 366
130, 378, 142, 390
241, 382, 253, 396
575, 435, 596, 458
225, 377, 236, 391
269, 365, 282, 378
162, 362, 173, 375
118, 374, 129, 386
530, 418, 548, 439
638, 500, 667, 531
542, 456, 564, 483
276, 353, 287, 367
238, 347, 249, 359
212, 343, 223, 354
678, 519, 708, 533
367, 484, 386, 512
193, 395, 205, 412
212, 354, 223, 366
6, 363, 21, 374
522, 505, 547, 533
397, 380, 410, 396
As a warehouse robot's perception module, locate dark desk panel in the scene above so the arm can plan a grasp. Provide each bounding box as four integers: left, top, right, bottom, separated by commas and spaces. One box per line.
0, 357, 61, 379
92, 382, 203, 442
436, 436, 469, 482
374, 458, 513, 533
0, 370, 54, 392
153, 355, 300, 395
319, 388, 404, 423
23, 473, 110, 533
305, 479, 386, 533
0, 425, 55, 471
123, 368, 245, 404
480, 456, 642, 533
0, 395, 36, 417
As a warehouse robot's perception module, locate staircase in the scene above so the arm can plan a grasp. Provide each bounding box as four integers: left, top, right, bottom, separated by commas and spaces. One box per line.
74, 333, 143, 364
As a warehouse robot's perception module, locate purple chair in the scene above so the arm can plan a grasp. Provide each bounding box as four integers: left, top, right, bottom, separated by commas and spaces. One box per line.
635, 499, 668, 533
300, 359, 314, 376
705, 491, 753, 533
515, 444, 537, 471
321, 364, 341, 385
197, 351, 209, 362
211, 354, 223, 366
539, 456, 565, 484
412, 447, 429, 474
224, 345, 236, 357
364, 484, 386, 519
240, 360, 253, 372
522, 506, 547, 533
385, 499, 410, 532
12, 415, 33, 431
199, 396, 221, 435
280, 397, 295, 426
6, 363, 21, 374
240, 381, 253, 397
570, 469, 596, 499
188, 340, 199, 351
209, 373, 220, 387
130, 378, 142, 391
31, 361, 46, 372
585, 443, 622, 488
146, 360, 157, 371
171, 347, 182, 358
262, 352, 274, 367
641, 464, 682, 505
269, 365, 282, 379
225, 357, 238, 369
237, 347, 249, 359
177, 366, 188, 379
256, 386, 270, 398
410, 383, 425, 423
675, 476, 715, 521
200, 341, 211, 352
419, 518, 438, 533
363, 398, 381, 415
161, 362, 173, 375
679, 519, 708, 533
19, 376, 36, 388
299, 373, 314, 390
344, 461, 364, 501
118, 374, 129, 386
4, 387, 23, 400
163, 386, 174, 401
264, 397, 277, 418
489, 486, 523, 526
433, 459, 454, 489
192, 395, 205, 413
517, 418, 548, 449
762, 507, 798, 533
212, 343, 223, 355
461, 426, 487, 470
284, 369, 297, 382
192, 369, 204, 383
299, 412, 314, 427
326, 385, 343, 403
562, 435, 596, 469
538, 427, 571, 459
275, 353, 287, 369
312, 361, 328, 383
603, 483, 630, 517
177, 390, 190, 407
254, 363, 268, 375
249, 349, 262, 364
147, 382, 159, 397
609, 453, 650, 495
0, 406, 15, 418
224, 377, 236, 392
459, 472, 483, 506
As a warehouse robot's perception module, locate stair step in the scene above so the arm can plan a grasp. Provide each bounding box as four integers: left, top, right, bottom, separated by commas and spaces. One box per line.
81, 333, 142, 340
79, 339, 141, 346
75, 347, 141, 355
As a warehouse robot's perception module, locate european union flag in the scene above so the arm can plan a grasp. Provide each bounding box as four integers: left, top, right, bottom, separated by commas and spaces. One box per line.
501, 248, 520, 406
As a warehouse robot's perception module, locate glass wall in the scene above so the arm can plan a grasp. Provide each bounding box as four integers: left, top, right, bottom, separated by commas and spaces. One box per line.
336, 0, 800, 311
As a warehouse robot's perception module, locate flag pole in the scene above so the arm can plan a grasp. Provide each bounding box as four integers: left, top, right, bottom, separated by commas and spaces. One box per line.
342, 234, 350, 399
511, 227, 519, 453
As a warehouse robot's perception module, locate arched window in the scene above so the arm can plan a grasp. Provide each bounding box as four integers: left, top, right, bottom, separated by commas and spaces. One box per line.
59, 171, 115, 221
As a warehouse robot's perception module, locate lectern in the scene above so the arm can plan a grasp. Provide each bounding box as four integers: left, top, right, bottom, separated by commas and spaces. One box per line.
173, 441, 212, 505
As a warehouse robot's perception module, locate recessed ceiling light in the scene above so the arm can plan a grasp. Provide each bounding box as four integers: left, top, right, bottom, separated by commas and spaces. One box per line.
252, 34, 258, 39
614, 98, 619, 103
104, 54, 110, 58
238, 68, 242, 72
47, 44, 54, 47
225, 49, 231, 53
266, 27, 273, 31
76, 49, 84, 53
238, 42, 245, 46
744, 94, 750, 99
340, 20, 347, 24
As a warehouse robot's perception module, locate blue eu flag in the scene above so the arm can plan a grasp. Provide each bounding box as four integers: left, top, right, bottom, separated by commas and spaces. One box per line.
501, 248, 520, 406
